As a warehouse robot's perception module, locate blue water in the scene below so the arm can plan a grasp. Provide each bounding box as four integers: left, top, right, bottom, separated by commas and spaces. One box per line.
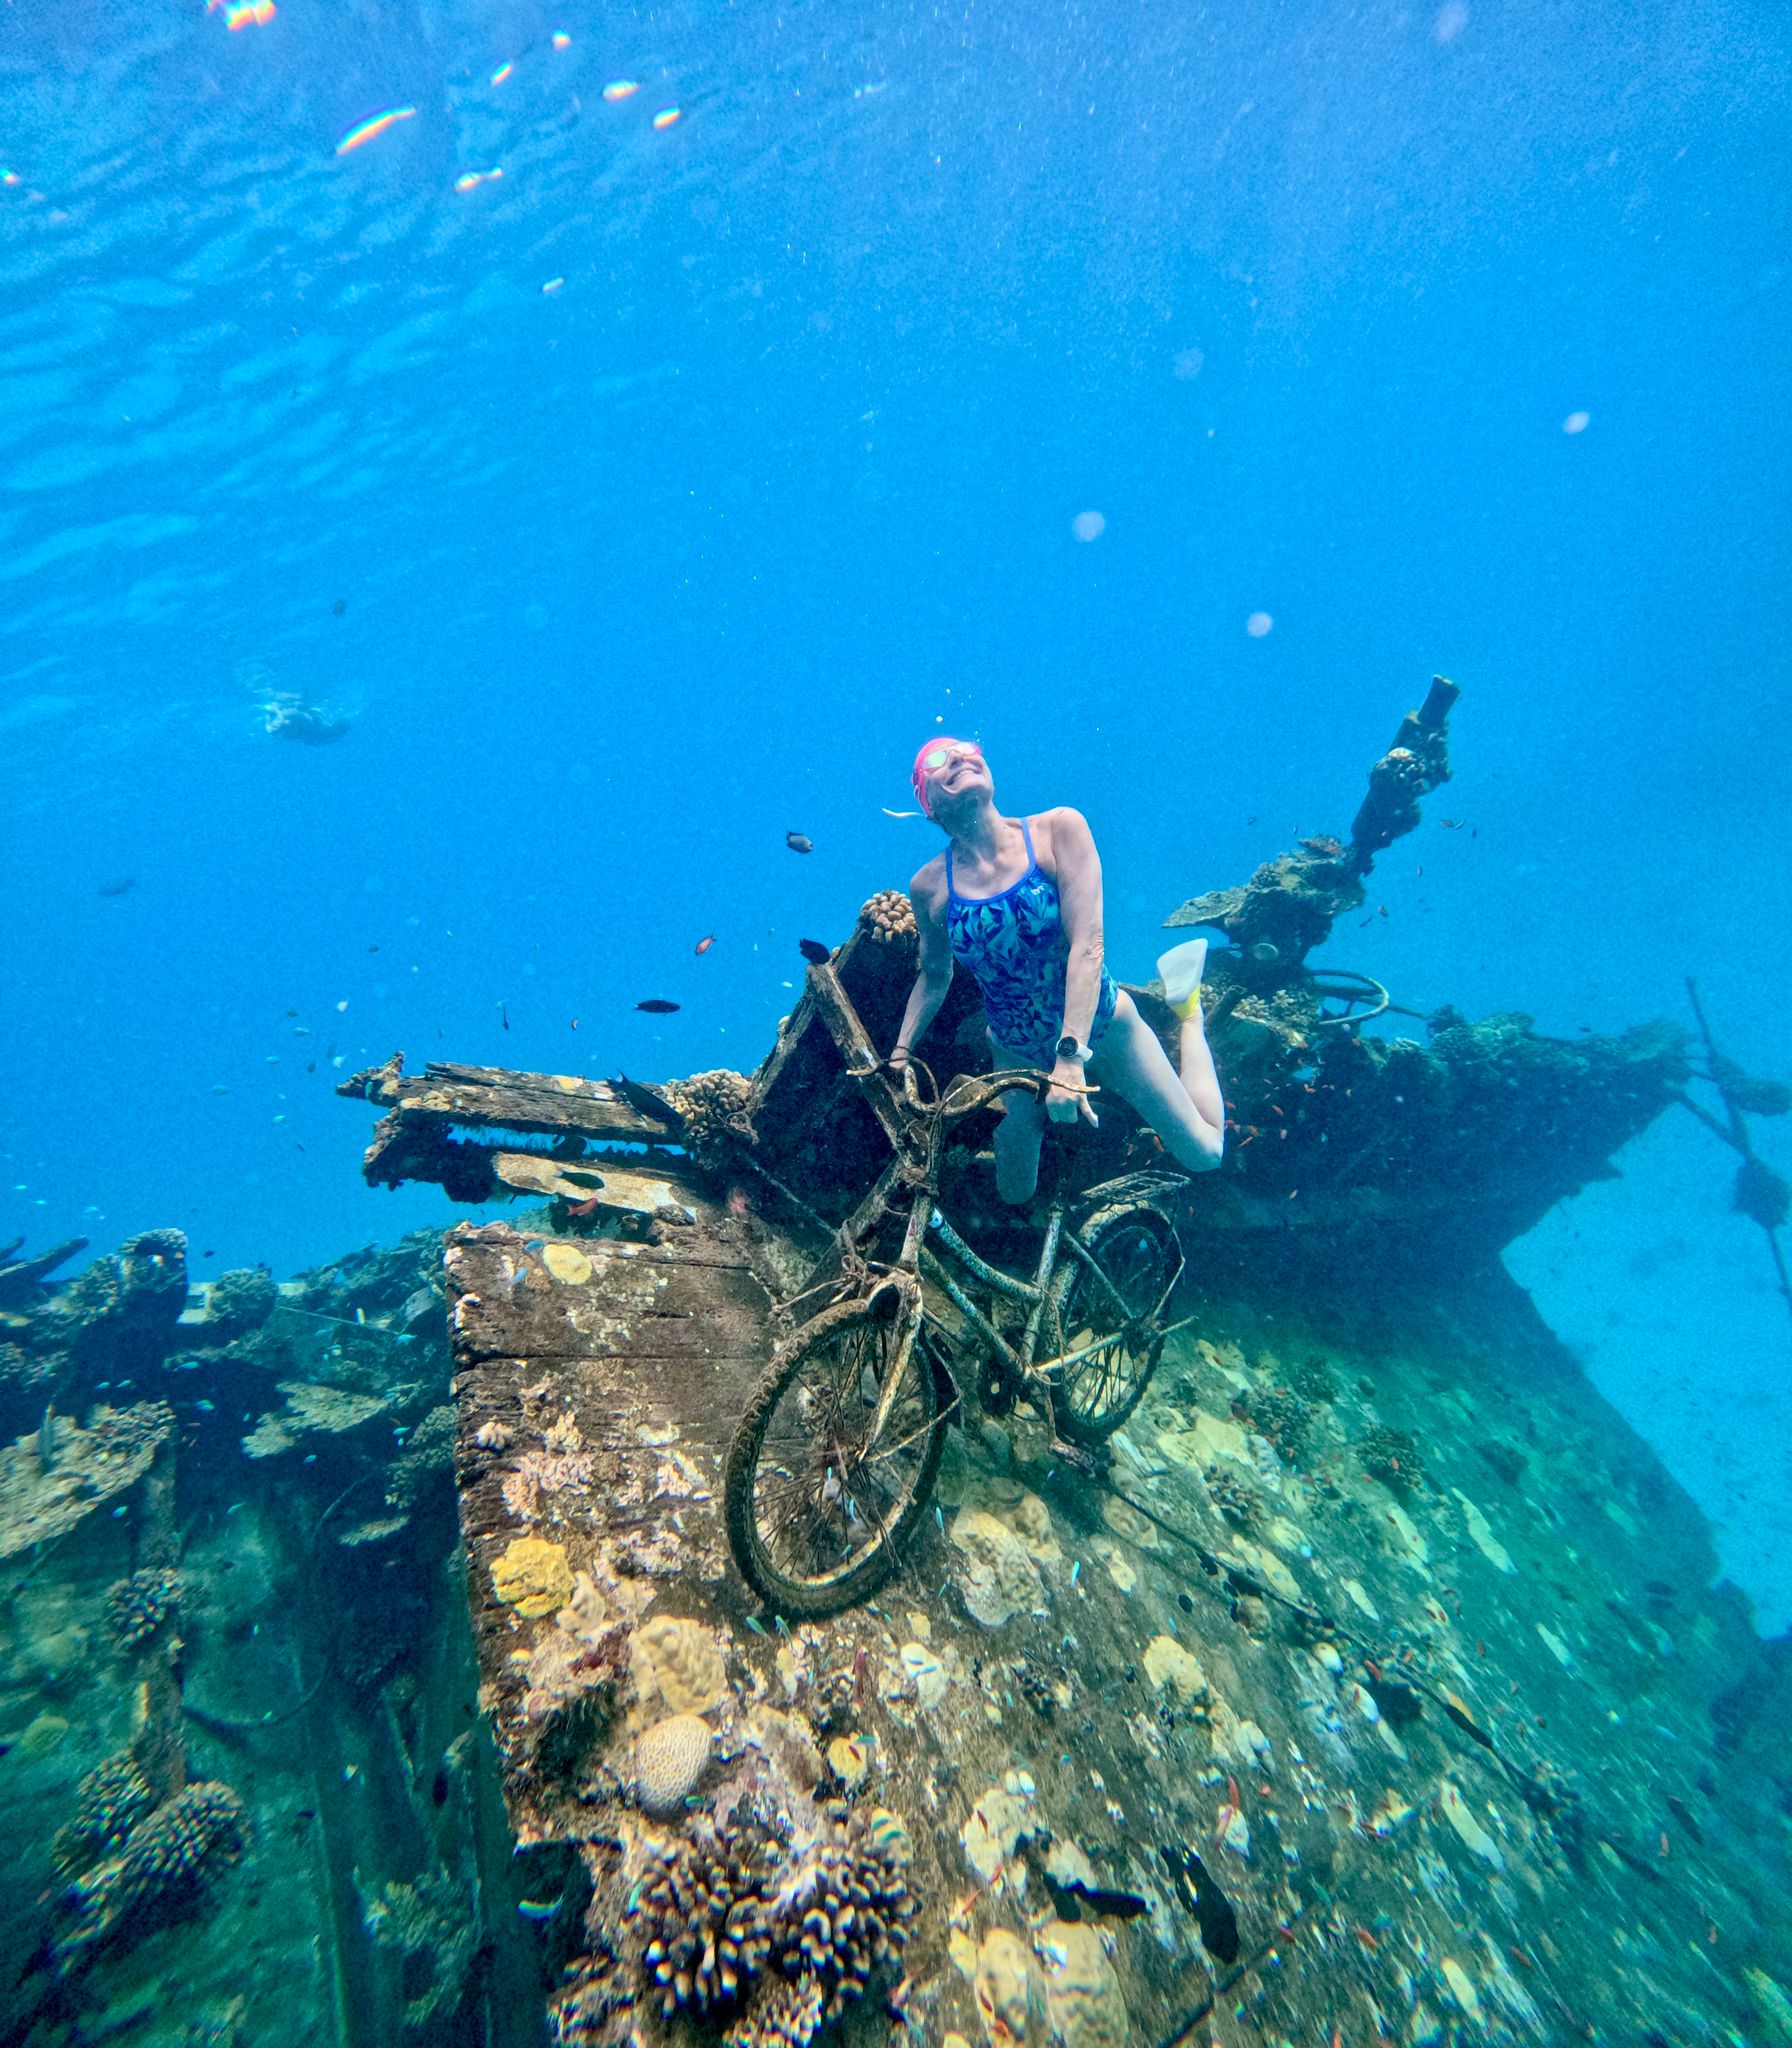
2, 0, 1787, 1619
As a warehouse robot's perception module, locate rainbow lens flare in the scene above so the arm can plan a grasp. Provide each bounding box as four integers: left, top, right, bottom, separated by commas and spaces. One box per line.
335, 108, 418, 156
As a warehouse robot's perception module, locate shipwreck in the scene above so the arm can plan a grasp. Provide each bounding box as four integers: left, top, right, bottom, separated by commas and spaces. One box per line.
3, 679, 1790, 2048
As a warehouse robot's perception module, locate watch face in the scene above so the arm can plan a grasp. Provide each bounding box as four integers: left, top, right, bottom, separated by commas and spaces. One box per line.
1055, 1034, 1080, 1060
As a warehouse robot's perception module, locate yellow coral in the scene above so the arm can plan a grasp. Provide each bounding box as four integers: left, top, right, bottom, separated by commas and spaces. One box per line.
490, 1536, 574, 1618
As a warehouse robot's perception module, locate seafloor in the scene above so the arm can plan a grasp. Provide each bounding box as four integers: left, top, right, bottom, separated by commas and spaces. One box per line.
2, 1214, 1790, 2048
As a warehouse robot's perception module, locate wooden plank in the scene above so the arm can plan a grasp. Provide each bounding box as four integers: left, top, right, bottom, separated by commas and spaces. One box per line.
447, 1224, 771, 1368
338, 1055, 676, 1142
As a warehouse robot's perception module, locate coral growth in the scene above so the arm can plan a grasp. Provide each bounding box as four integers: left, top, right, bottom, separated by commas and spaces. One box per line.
0, 1399, 173, 1557
203, 1265, 278, 1338
105, 1566, 181, 1649
385, 1403, 456, 1515
636, 1613, 730, 1715
363, 1868, 478, 2030
949, 1509, 1042, 1628
242, 1379, 387, 1458
1285, 1354, 1338, 1404
1204, 1463, 1259, 1528
491, 1535, 574, 1618
859, 890, 918, 943
1359, 1423, 1425, 1492
664, 1069, 756, 1165
61, 1781, 247, 1961
724, 1974, 826, 2048
54, 1751, 156, 1875
1230, 1384, 1310, 1462
634, 1713, 714, 1817
630, 1803, 915, 2023
57, 1228, 189, 1341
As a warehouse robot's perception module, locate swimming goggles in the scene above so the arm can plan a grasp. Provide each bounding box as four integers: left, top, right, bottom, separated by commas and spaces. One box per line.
919, 739, 981, 776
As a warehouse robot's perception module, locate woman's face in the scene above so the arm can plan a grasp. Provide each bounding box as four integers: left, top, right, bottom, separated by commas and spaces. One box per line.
924, 740, 992, 817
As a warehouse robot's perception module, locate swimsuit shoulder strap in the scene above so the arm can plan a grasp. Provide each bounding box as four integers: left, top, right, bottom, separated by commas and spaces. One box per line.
1021, 815, 1040, 871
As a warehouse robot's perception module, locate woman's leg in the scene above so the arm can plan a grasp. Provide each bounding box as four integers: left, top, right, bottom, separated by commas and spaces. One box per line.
987, 1032, 1049, 1204
1089, 994, 1225, 1172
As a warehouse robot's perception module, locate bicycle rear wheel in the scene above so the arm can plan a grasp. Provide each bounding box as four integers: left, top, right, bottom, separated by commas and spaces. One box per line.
724, 1294, 947, 1618
1045, 1204, 1181, 1446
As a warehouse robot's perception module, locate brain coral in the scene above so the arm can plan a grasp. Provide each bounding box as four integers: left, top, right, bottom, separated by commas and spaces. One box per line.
1037, 1921, 1127, 2048
491, 1536, 574, 1618
636, 1614, 729, 1714
949, 1510, 1041, 1629
634, 1712, 713, 1817
973, 1928, 1040, 2048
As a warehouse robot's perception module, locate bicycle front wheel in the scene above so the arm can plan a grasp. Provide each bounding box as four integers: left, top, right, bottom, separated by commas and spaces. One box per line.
724, 1296, 946, 1618
1045, 1204, 1181, 1446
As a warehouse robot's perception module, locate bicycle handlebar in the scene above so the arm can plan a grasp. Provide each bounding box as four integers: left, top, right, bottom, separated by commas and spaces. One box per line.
890, 1055, 1095, 1123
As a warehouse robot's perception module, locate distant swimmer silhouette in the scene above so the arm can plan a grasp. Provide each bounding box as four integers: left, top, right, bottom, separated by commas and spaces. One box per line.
264, 692, 350, 746
887, 736, 1226, 1205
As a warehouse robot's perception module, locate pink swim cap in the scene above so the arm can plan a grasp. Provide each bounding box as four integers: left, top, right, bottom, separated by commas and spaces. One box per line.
910, 736, 981, 817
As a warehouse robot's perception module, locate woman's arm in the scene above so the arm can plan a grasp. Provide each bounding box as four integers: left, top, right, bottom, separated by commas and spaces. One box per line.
1040, 809, 1105, 1124
1043, 808, 1105, 1047
890, 865, 954, 1065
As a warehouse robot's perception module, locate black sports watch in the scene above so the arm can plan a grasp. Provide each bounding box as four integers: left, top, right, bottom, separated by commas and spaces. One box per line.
1054, 1033, 1093, 1064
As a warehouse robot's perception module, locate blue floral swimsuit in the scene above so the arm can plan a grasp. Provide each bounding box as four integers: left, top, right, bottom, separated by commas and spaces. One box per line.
945, 817, 1118, 1065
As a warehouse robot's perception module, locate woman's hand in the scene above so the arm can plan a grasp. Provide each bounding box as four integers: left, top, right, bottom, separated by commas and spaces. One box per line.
1044, 1058, 1098, 1128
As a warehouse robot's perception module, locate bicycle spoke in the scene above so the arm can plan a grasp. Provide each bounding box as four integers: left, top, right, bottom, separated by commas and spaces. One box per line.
743, 1305, 937, 1587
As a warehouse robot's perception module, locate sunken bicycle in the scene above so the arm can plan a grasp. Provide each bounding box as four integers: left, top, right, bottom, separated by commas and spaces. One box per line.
723, 1056, 1190, 1618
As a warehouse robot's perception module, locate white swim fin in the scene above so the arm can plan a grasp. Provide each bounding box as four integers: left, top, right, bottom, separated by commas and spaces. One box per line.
1156, 937, 1209, 1021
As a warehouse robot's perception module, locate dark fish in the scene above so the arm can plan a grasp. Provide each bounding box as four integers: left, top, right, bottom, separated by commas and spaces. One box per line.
1046, 1876, 1149, 1922
1160, 1845, 1239, 1963
1665, 1793, 1705, 1846
96, 877, 136, 898
1439, 1690, 1497, 1754
1366, 1674, 1424, 1727
499, 1001, 510, 1031
798, 939, 831, 966
332, 598, 347, 616
785, 831, 813, 853
635, 999, 680, 1015
614, 1074, 687, 1134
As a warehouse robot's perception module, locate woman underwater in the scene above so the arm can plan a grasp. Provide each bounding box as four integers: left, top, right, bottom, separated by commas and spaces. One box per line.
889, 736, 1226, 1203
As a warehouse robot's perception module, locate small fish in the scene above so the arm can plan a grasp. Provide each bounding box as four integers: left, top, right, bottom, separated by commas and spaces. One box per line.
196, 1398, 216, 1412
798, 939, 831, 966
743, 1614, 767, 1635
881, 807, 921, 818
499, 1001, 510, 1031
785, 831, 814, 854
1045, 1875, 1150, 1921
1160, 1845, 1240, 1962
934, 1504, 946, 1535
567, 1195, 604, 1218
516, 1899, 559, 1921
96, 877, 137, 898
636, 999, 680, 1014
1070, 1560, 1081, 1585
694, 934, 716, 955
